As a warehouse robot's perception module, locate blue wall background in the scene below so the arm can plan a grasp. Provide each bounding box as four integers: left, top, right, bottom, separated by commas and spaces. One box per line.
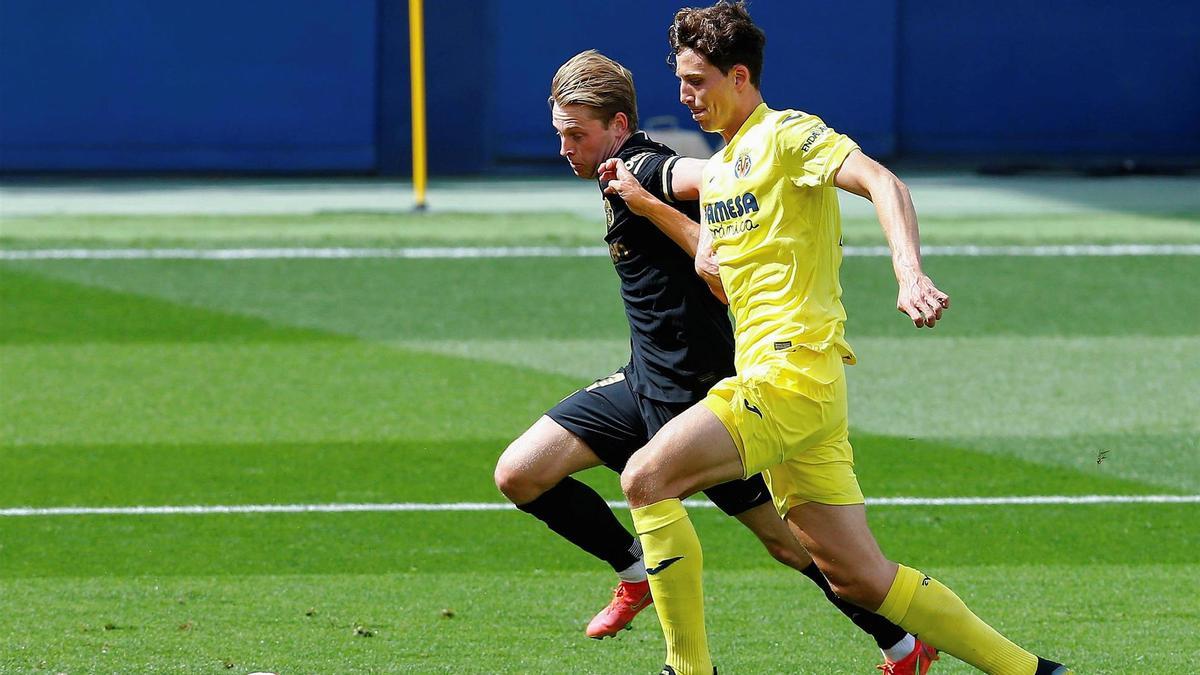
0, 1, 377, 171
2, 0, 1197, 174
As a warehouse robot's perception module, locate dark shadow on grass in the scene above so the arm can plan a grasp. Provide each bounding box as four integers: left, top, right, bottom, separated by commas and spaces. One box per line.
0, 266, 348, 344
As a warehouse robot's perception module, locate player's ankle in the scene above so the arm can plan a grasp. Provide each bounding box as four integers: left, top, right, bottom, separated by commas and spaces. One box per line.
617, 558, 647, 583
881, 634, 916, 662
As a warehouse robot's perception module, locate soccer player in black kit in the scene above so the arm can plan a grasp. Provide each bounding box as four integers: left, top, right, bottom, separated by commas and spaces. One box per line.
493, 50, 937, 674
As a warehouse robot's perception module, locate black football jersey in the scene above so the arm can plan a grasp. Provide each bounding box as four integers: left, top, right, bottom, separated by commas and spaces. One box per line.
599, 131, 735, 402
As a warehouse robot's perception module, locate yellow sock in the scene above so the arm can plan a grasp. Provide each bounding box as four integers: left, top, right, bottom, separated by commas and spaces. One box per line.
878, 565, 1038, 675
630, 499, 711, 675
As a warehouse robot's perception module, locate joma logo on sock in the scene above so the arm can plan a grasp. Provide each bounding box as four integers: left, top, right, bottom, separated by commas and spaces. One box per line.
646, 556, 685, 575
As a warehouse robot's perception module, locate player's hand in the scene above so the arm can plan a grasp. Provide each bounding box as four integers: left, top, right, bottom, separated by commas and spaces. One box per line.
897, 273, 949, 328
696, 249, 729, 304
601, 158, 658, 216
597, 158, 622, 185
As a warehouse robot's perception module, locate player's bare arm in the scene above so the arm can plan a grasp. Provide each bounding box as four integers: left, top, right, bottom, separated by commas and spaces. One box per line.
694, 214, 728, 305
833, 149, 950, 328
600, 158, 728, 303
600, 157, 700, 256
667, 157, 704, 200
663, 157, 728, 304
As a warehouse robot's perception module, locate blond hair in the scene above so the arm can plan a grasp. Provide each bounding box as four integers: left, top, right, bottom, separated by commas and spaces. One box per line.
548, 50, 639, 130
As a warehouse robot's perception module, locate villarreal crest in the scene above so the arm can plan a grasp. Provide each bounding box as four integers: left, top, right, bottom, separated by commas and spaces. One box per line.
734, 151, 753, 179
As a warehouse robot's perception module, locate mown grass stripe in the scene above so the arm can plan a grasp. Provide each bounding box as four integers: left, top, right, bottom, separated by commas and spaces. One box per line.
2, 494, 1196, 517
2, 243, 1199, 261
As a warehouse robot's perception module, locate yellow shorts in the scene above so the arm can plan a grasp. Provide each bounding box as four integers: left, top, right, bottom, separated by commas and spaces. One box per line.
701, 347, 864, 516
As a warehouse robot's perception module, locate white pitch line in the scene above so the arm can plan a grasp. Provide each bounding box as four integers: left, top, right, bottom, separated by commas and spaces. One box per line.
0, 246, 604, 258
1, 495, 1196, 517
1, 244, 1198, 261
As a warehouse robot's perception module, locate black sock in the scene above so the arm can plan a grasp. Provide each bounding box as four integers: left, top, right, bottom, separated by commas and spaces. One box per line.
801, 562, 907, 650
1034, 657, 1065, 675
517, 477, 640, 572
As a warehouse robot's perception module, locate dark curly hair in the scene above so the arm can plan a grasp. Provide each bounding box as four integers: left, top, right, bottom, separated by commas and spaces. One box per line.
668, 1, 766, 88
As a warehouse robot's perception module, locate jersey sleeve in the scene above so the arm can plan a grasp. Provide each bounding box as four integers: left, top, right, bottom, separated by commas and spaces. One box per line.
624, 150, 682, 203
775, 112, 859, 188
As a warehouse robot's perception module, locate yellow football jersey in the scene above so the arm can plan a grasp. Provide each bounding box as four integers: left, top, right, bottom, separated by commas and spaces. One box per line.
701, 103, 860, 373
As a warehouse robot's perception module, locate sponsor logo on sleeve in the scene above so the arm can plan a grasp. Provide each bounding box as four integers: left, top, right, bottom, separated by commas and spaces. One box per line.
800, 124, 830, 153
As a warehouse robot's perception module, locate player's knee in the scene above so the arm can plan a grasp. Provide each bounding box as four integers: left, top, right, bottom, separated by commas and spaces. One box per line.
620, 451, 661, 506
821, 568, 870, 606
823, 568, 888, 609
492, 458, 521, 501
825, 577, 866, 606
761, 537, 795, 566
761, 535, 808, 570
618, 458, 645, 500
493, 444, 542, 504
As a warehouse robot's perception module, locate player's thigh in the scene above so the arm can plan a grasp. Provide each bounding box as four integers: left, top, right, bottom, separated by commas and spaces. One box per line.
736, 352, 864, 516
497, 370, 646, 493
621, 402, 746, 504
495, 415, 605, 496
544, 371, 648, 473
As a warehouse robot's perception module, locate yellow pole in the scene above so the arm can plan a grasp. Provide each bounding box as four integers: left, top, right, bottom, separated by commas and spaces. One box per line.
409, 0, 428, 210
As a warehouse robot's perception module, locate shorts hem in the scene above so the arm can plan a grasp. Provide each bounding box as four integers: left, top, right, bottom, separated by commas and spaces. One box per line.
775, 493, 867, 518
700, 394, 749, 479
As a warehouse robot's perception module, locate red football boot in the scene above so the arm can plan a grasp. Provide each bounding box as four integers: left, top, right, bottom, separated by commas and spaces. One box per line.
585, 579, 653, 639
877, 639, 939, 675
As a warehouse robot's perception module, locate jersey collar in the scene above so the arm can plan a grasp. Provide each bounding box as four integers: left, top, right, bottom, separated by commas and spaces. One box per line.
618, 130, 650, 153
721, 102, 770, 159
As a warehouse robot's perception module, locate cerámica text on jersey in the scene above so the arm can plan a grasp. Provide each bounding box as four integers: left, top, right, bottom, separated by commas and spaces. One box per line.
708, 219, 760, 239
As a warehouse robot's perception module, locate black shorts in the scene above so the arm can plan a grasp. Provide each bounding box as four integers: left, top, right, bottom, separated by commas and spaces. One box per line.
546, 368, 772, 517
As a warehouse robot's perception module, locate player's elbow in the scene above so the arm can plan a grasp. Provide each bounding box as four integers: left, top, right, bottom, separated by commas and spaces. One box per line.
875, 163, 912, 202
869, 169, 908, 204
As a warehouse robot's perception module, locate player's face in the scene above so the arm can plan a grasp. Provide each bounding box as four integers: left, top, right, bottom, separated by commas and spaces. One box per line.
675, 48, 738, 133
551, 103, 623, 179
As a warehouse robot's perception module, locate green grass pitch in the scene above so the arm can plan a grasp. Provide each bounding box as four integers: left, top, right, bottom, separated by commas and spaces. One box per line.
1, 200, 1198, 673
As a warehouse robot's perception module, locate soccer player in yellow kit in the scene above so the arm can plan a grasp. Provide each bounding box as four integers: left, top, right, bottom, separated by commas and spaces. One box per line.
606, 3, 1075, 674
